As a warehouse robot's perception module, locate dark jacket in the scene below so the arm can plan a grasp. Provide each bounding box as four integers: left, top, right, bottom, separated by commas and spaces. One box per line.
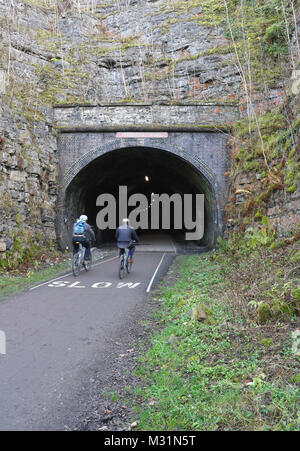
115, 225, 139, 249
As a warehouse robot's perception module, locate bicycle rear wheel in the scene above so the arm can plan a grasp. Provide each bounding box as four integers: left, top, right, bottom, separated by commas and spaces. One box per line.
84, 254, 92, 272
72, 252, 81, 277
119, 256, 126, 279
126, 259, 132, 274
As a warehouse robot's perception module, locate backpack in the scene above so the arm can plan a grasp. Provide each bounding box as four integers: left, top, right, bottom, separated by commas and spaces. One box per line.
73, 221, 85, 235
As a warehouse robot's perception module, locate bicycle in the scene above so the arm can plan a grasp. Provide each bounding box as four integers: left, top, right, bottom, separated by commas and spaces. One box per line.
72, 242, 92, 277
118, 247, 133, 279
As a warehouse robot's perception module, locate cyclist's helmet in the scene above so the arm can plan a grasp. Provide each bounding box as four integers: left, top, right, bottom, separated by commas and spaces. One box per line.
80, 215, 88, 222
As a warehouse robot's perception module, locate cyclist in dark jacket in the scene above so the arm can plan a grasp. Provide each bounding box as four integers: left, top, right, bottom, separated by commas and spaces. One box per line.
72, 215, 96, 262
115, 218, 139, 260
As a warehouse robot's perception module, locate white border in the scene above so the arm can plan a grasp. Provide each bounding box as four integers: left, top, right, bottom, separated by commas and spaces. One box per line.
146, 253, 166, 293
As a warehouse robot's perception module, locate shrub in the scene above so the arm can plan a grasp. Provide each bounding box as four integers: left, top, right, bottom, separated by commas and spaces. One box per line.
258, 303, 272, 324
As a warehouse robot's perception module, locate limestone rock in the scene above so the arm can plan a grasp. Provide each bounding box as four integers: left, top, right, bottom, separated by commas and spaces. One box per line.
190, 305, 207, 322
0, 70, 6, 95
0, 240, 6, 252
168, 334, 178, 345
291, 70, 300, 95
5, 238, 13, 251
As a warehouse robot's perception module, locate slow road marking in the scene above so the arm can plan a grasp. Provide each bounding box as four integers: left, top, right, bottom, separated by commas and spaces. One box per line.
48, 281, 142, 289
30, 256, 118, 291
30, 253, 167, 293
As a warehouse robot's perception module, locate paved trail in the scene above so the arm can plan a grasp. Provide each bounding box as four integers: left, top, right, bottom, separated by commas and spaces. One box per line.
0, 250, 175, 431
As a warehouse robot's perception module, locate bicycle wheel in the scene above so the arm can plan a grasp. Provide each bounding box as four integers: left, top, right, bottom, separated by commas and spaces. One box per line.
84, 253, 92, 272
119, 256, 126, 279
72, 252, 81, 277
126, 258, 132, 274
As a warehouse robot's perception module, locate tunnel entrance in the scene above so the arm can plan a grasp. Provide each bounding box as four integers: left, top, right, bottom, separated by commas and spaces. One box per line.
61, 146, 219, 251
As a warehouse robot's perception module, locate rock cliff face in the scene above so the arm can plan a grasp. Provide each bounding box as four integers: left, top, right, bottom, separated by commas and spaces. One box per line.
0, 0, 299, 256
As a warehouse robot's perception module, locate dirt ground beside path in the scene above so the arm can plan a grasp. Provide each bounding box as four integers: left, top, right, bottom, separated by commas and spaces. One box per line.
68, 293, 162, 431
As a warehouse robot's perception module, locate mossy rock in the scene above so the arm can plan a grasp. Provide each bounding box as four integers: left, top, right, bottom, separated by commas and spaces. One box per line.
257, 303, 272, 324
190, 305, 207, 322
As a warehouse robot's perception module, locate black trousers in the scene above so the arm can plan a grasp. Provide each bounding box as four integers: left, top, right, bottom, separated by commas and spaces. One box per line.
72, 236, 91, 260
119, 245, 135, 257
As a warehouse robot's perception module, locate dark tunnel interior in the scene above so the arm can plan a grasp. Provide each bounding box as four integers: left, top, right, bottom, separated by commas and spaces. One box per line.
63, 147, 218, 249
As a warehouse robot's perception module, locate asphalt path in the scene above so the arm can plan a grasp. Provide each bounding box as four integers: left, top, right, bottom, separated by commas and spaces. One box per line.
0, 251, 175, 431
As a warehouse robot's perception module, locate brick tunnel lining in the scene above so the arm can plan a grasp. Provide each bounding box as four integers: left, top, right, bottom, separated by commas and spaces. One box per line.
61, 146, 219, 249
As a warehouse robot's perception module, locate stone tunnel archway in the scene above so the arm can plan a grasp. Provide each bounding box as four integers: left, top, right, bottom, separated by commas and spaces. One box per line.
56, 139, 223, 250
54, 104, 237, 251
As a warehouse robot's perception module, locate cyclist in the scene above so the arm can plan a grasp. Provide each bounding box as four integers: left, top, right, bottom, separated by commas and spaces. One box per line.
72, 215, 96, 264
115, 218, 139, 262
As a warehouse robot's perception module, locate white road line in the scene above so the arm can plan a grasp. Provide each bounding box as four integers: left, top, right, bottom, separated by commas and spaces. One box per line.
30, 256, 118, 291
146, 253, 166, 293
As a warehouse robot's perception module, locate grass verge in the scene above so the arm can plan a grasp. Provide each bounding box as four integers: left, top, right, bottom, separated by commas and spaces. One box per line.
0, 248, 114, 301
131, 246, 300, 431
0, 260, 72, 301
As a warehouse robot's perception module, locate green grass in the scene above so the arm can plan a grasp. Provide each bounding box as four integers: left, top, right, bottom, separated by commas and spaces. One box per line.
131, 252, 300, 431
0, 248, 112, 300
0, 260, 71, 301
